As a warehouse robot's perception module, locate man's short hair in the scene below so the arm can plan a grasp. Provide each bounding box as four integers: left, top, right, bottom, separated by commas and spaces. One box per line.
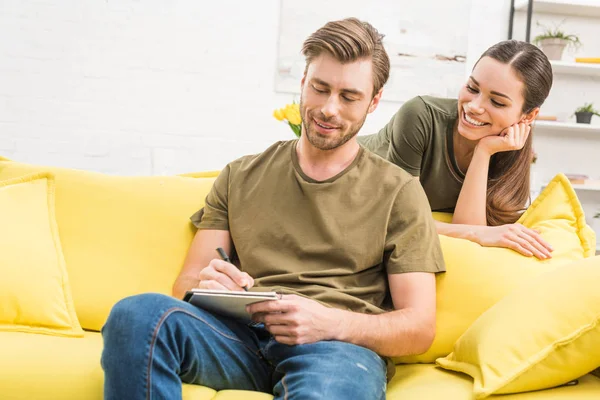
301, 18, 390, 98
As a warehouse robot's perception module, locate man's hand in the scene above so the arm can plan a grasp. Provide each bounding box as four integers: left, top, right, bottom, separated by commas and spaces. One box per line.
198, 259, 254, 291
477, 122, 531, 156
474, 223, 553, 259
247, 295, 342, 345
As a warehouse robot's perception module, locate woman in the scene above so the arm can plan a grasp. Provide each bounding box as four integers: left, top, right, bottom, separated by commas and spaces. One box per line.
359, 40, 554, 259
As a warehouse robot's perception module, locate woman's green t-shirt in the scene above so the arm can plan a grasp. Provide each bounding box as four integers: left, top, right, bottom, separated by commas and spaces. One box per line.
358, 95, 465, 213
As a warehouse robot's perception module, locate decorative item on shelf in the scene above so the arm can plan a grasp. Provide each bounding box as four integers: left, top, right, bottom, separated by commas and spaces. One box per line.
573, 103, 600, 124
575, 57, 600, 64
565, 173, 590, 184
535, 115, 557, 121
273, 102, 302, 137
532, 21, 581, 61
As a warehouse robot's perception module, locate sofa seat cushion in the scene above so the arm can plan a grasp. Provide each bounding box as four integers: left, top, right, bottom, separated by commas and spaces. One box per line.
181, 385, 218, 399
0, 331, 104, 400
388, 364, 600, 399
1, 331, 598, 399
210, 391, 273, 399
0, 331, 217, 400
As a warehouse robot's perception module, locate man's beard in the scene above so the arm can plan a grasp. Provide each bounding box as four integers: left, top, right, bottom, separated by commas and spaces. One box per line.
299, 99, 368, 151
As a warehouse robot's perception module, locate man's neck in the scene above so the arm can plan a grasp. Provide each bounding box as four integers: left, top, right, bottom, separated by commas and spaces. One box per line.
296, 136, 360, 182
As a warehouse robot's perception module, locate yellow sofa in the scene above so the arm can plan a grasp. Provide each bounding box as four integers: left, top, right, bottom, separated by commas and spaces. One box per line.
1, 157, 599, 400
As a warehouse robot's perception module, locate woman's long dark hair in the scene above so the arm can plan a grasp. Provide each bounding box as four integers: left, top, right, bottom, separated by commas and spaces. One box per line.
475, 40, 553, 226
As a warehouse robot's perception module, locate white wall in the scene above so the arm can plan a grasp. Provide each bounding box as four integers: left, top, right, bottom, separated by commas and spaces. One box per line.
0, 0, 513, 175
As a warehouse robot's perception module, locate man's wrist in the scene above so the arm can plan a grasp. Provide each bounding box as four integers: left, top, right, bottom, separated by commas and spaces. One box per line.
173, 276, 200, 299
329, 308, 351, 341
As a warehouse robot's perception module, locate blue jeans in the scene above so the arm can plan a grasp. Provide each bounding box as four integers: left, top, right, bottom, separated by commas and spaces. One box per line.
101, 293, 387, 400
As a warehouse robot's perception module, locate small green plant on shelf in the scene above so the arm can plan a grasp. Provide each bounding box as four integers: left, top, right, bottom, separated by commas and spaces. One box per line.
532, 21, 581, 60
573, 103, 600, 124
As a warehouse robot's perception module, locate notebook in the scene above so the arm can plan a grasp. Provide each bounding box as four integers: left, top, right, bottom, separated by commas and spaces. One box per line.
183, 288, 280, 322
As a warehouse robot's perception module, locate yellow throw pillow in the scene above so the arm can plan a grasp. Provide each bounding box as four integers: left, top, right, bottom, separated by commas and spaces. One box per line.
396, 173, 596, 363
0, 159, 219, 332
436, 256, 600, 398
0, 173, 83, 337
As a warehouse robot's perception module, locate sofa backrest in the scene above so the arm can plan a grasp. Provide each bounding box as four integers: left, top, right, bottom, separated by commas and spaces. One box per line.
0, 160, 218, 331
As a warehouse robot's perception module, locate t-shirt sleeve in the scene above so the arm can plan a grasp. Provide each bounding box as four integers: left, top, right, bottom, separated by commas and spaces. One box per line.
385, 178, 446, 274
190, 164, 231, 230
384, 96, 433, 177
357, 132, 389, 159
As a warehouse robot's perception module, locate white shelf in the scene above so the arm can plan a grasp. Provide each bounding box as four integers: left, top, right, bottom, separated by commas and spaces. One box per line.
551, 61, 600, 77
533, 120, 600, 136
515, 0, 600, 18
540, 181, 600, 191
571, 184, 600, 191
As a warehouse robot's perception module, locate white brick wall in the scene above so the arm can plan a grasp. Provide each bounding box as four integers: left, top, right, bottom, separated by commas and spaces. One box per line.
0, 0, 510, 175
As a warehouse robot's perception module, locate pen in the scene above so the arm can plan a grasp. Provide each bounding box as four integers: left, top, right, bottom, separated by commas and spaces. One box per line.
216, 247, 249, 291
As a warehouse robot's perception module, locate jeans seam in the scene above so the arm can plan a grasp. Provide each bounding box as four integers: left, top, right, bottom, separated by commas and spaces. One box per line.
263, 336, 277, 358
145, 307, 260, 399
282, 374, 289, 400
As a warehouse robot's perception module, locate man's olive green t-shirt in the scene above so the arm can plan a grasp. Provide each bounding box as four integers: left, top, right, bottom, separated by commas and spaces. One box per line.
358, 96, 464, 213
192, 140, 445, 315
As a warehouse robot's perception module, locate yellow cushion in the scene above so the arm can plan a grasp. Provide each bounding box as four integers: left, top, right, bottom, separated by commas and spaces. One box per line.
387, 364, 600, 400
0, 173, 83, 337
211, 391, 273, 400
397, 174, 596, 363
0, 331, 103, 399
182, 385, 218, 400
0, 332, 597, 399
431, 211, 453, 223
0, 330, 230, 400
436, 255, 600, 398
0, 160, 219, 331
0, 332, 104, 400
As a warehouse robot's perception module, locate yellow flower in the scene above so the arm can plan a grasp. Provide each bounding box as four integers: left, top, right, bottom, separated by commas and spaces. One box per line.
284, 103, 302, 125
273, 102, 302, 138
273, 108, 285, 121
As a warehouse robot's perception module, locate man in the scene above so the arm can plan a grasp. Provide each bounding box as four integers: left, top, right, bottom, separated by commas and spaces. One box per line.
101, 18, 445, 400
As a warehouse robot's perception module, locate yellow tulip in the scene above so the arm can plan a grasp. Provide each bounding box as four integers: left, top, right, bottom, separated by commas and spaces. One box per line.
284, 104, 302, 125
273, 102, 302, 137
273, 108, 285, 121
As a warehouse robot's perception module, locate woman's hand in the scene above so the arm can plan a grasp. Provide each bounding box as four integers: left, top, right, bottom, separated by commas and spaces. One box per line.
477, 122, 531, 156
474, 223, 553, 259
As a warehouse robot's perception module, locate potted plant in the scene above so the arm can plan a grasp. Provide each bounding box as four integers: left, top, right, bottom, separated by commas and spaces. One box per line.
573, 103, 600, 124
532, 21, 581, 61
